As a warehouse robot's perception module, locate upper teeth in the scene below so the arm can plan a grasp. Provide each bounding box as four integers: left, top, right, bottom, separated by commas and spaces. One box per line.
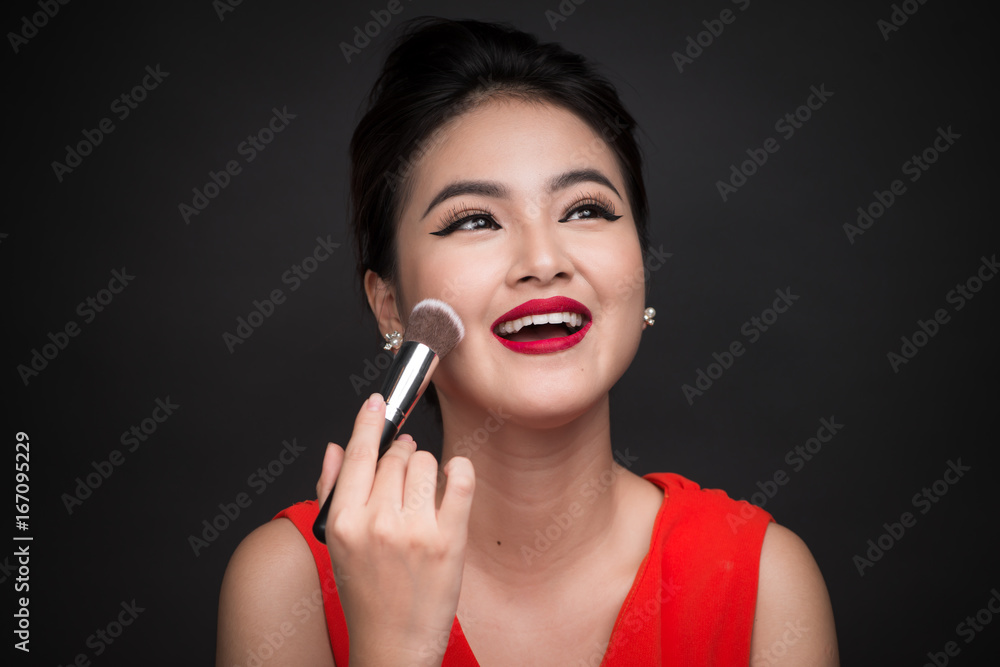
496, 311, 584, 335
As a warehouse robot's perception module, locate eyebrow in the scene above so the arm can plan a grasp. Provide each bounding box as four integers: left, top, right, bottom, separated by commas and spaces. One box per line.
548, 169, 622, 200
420, 168, 623, 219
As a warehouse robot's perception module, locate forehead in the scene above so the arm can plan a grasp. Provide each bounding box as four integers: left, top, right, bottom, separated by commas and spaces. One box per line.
404, 98, 624, 206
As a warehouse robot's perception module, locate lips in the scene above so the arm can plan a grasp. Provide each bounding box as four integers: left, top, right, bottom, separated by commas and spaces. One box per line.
491, 296, 592, 354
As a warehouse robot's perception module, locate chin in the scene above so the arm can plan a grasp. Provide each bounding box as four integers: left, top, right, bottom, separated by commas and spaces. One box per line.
465, 378, 612, 430
434, 337, 634, 421
503, 400, 607, 431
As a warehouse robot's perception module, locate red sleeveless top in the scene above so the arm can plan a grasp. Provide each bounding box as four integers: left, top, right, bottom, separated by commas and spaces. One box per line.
272, 472, 773, 666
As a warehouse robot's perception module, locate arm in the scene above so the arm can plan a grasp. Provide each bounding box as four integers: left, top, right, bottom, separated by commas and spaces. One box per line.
750, 523, 840, 666
218, 395, 474, 667
217, 518, 336, 667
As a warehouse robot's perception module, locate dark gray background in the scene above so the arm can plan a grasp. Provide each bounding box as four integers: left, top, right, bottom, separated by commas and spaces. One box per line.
6, 0, 997, 664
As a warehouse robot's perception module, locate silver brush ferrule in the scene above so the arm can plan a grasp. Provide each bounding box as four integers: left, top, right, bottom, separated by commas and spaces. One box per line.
380, 341, 439, 428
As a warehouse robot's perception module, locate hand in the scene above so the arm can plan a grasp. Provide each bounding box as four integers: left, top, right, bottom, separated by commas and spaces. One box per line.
315, 393, 476, 667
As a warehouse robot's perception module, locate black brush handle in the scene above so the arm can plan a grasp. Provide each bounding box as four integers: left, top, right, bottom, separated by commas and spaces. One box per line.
311, 342, 438, 544
312, 419, 398, 543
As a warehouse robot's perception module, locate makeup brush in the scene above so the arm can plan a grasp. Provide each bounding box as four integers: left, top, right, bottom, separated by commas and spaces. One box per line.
313, 299, 464, 543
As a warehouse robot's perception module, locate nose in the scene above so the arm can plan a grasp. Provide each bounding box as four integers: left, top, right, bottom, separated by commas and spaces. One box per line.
506, 218, 574, 287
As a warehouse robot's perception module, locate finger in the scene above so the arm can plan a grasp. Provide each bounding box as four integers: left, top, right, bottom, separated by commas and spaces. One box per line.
331, 393, 387, 510
402, 450, 442, 519
437, 456, 476, 539
315, 442, 345, 503
369, 437, 418, 510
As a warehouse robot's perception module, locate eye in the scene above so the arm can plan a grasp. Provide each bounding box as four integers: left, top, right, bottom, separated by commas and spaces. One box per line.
430, 207, 501, 236
558, 193, 623, 223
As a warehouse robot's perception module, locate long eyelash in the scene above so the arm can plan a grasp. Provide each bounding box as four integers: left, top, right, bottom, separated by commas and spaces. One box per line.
430, 203, 497, 236
558, 191, 622, 222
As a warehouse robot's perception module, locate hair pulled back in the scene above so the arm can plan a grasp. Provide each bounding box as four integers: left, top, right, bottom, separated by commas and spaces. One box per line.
350, 17, 650, 291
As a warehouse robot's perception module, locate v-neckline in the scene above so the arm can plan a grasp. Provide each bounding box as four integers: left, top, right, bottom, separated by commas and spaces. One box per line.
446, 474, 673, 666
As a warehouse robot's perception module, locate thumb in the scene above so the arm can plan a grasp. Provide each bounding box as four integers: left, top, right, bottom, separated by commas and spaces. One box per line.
437, 456, 475, 538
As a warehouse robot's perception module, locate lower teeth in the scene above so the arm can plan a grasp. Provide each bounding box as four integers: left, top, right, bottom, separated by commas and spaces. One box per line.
498, 324, 581, 339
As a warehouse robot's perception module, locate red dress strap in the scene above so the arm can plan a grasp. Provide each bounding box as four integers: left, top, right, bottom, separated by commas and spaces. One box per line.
638, 472, 774, 665
273, 501, 351, 666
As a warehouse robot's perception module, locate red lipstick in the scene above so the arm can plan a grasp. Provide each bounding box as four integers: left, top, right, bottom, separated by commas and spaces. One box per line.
491, 296, 592, 355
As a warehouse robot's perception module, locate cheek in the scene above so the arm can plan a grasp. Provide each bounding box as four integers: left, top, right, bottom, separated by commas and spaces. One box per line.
586, 241, 646, 303
395, 243, 450, 309
396, 247, 500, 322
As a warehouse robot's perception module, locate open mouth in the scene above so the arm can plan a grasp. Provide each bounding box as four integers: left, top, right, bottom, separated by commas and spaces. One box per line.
491, 297, 592, 354
494, 311, 586, 341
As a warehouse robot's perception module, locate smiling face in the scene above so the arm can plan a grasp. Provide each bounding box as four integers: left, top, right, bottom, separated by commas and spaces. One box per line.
367, 98, 647, 427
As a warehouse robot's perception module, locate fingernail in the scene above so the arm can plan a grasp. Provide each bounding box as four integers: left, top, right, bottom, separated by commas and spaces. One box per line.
366, 393, 383, 411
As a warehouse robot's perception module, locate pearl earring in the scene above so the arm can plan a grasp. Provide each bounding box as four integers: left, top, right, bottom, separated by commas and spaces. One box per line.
382, 330, 403, 350
643, 307, 656, 326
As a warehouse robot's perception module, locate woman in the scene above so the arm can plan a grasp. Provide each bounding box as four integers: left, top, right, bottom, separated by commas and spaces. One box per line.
218, 18, 839, 666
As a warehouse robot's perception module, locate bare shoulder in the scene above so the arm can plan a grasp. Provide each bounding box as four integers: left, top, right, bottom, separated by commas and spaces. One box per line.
216, 518, 336, 667
750, 523, 840, 666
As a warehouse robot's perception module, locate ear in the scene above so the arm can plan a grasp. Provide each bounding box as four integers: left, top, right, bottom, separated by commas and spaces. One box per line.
364, 270, 404, 341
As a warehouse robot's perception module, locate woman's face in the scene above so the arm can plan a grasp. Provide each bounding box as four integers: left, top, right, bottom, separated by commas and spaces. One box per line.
378, 98, 647, 427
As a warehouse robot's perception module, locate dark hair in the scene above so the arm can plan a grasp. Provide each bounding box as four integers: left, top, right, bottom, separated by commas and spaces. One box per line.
350, 17, 650, 292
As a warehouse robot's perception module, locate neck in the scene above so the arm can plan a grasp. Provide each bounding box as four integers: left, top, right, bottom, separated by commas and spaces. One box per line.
436, 395, 637, 587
